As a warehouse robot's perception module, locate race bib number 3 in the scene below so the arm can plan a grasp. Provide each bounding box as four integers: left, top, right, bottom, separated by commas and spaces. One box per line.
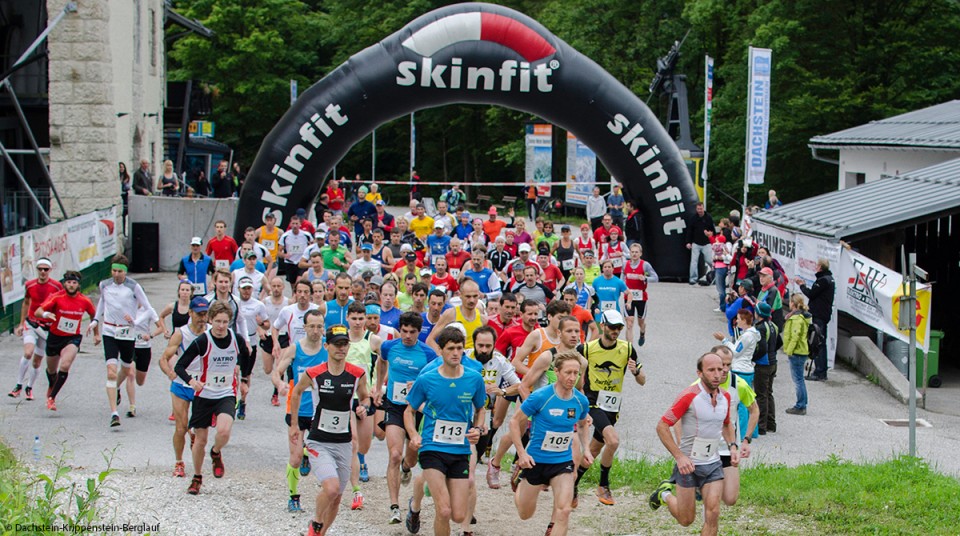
57, 317, 79, 335
114, 326, 135, 341
391, 382, 409, 404
597, 390, 622, 413
690, 436, 722, 462
541, 431, 573, 452
433, 419, 467, 445
318, 409, 349, 433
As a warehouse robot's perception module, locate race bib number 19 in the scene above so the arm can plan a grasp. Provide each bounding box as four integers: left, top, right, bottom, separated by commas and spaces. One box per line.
57, 317, 79, 334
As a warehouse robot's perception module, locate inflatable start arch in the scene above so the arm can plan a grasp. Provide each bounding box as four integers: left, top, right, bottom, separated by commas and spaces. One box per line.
236, 3, 698, 278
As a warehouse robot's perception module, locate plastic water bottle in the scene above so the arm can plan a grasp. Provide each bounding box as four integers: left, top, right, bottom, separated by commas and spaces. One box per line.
33, 436, 41, 462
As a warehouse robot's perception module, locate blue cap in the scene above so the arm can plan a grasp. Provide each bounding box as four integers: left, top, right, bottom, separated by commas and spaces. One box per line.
756, 302, 772, 318
361, 243, 373, 251
190, 297, 210, 312
365, 304, 381, 316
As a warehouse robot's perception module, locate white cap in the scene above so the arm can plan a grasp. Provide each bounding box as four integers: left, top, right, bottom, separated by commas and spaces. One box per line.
434, 220, 445, 228
238, 277, 254, 289
447, 322, 467, 337
518, 243, 532, 253
190, 236, 202, 246
400, 243, 414, 253
601, 310, 625, 326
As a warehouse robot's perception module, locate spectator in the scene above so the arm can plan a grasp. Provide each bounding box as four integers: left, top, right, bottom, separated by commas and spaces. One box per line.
783, 293, 811, 415
443, 183, 466, 209
232, 162, 245, 193
730, 238, 759, 290
623, 200, 644, 247
191, 167, 209, 198
157, 159, 179, 197
314, 192, 330, 224
132, 158, 153, 195
607, 183, 625, 227
708, 227, 730, 311
724, 279, 756, 337
374, 200, 395, 233
483, 207, 507, 242
410, 169, 421, 200
765, 189, 782, 209
211, 160, 233, 198
347, 186, 376, 237
119, 162, 130, 221
752, 302, 780, 436
365, 183, 382, 203
685, 202, 715, 285
796, 258, 834, 381
586, 186, 607, 230
525, 181, 538, 220
327, 177, 346, 215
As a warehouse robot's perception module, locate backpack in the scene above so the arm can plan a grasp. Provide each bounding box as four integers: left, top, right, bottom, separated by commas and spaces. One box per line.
807, 321, 824, 356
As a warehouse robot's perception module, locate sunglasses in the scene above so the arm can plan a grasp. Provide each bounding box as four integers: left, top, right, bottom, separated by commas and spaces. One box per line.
38, 267, 50, 272
604, 324, 624, 331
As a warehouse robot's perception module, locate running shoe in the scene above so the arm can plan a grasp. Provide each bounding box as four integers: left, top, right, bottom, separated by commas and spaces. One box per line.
510, 463, 522, 492
400, 465, 412, 485
110, 414, 121, 427
288, 497, 303, 512
46, 397, 57, 411
405, 498, 420, 533
8, 385, 22, 398
637, 332, 646, 347
187, 475, 202, 495
236, 400, 246, 421
359, 463, 369, 482
271, 393, 280, 406
211, 448, 225, 478
168, 413, 176, 421
307, 521, 322, 536
486, 464, 501, 489
173, 461, 185, 478
300, 453, 311, 476
649, 479, 673, 510
351, 491, 364, 510
126, 405, 136, 418
597, 485, 615, 505
24, 387, 33, 401
389, 505, 402, 524
545, 522, 555, 536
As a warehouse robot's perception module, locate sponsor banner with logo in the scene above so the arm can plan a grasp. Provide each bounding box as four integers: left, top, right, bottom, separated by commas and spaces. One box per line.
744, 47, 772, 185
525, 124, 552, 197
702, 55, 714, 187
0, 233, 25, 307
564, 133, 597, 206
67, 211, 101, 271
837, 248, 932, 352
96, 206, 119, 257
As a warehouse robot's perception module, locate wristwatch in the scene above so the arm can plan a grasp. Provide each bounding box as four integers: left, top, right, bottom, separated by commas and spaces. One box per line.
743, 436, 752, 444
499, 388, 507, 397
632, 364, 643, 376
728, 442, 739, 450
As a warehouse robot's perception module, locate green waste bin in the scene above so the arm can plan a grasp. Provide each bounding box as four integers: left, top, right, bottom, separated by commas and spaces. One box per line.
916, 330, 945, 388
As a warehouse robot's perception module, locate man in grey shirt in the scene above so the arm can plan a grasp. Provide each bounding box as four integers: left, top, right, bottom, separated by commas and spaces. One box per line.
587, 186, 607, 231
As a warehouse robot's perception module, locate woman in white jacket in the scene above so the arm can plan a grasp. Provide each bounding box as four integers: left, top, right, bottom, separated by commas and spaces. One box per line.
713, 308, 760, 440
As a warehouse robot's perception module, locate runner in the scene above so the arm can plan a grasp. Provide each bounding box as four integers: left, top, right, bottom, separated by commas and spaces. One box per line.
591, 260, 628, 322
178, 236, 214, 296
510, 351, 592, 536
175, 301, 253, 495
572, 310, 645, 507
487, 293, 519, 338
259, 277, 289, 406
323, 273, 354, 329
563, 267, 595, 310
272, 310, 328, 512
403, 326, 486, 536
510, 265, 554, 308
9, 258, 62, 400
561, 287, 599, 342
271, 280, 320, 406
374, 312, 439, 524
204, 270, 250, 350
345, 303, 383, 510
289, 324, 370, 536
622, 243, 658, 347
235, 277, 270, 420
599, 226, 626, 276
649, 352, 738, 536
158, 280, 194, 337
158, 297, 209, 477
426, 279, 487, 352
123, 303, 164, 417
232, 250, 265, 296
35, 270, 99, 411
94, 255, 153, 427
419, 289, 447, 343
510, 300, 570, 378
279, 215, 313, 289
255, 213, 282, 270
469, 326, 522, 479
205, 220, 239, 272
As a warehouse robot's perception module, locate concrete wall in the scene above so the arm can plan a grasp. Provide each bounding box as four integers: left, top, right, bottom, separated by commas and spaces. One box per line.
838, 335, 923, 405
838, 148, 960, 189
46, 0, 165, 219
128, 195, 238, 271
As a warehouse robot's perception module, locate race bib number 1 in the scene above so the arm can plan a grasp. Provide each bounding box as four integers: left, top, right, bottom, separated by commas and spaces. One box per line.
433, 419, 467, 445
597, 390, 622, 412
541, 431, 573, 452
391, 382, 409, 404
690, 436, 722, 462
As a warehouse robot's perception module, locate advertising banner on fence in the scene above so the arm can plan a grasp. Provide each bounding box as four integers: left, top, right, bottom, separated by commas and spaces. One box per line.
0, 233, 25, 307
525, 124, 553, 197
745, 47, 772, 185
67, 211, 101, 271
564, 133, 597, 206
96, 206, 119, 258
837, 248, 932, 352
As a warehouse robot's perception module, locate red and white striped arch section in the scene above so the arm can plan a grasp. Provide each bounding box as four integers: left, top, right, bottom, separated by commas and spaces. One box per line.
401, 12, 556, 61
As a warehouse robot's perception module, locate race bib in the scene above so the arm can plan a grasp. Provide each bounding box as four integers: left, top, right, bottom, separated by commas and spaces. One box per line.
690, 436, 722, 462
561, 258, 575, 270
433, 419, 467, 445
630, 289, 644, 302
215, 259, 229, 270
597, 390, 622, 412
450, 268, 460, 279
114, 326, 135, 341
191, 283, 205, 296
205, 373, 230, 387
57, 317, 79, 335
289, 244, 304, 255
318, 409, 350, 434
611, 256, 624, 268
600, 301, 616, 312
541, 431, 573, 453
391, 381, 409, 404
261, 239, 276, 251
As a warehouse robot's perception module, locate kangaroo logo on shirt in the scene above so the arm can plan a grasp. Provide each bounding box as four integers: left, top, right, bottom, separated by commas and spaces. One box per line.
595, 360, 621, 375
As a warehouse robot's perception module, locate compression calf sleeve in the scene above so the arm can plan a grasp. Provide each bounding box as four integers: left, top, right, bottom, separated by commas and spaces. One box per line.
50, 371, 69, 399
287, 463, 301, 496
16, 357, 30, 384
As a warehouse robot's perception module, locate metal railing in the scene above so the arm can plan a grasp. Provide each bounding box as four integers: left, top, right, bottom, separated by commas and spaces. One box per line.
3, 187, 52, 234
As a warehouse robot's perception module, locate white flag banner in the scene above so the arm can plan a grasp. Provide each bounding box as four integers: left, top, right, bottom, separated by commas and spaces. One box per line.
702, 55, 714, 183
836, 248, 932, 352
745, 47, 772, 185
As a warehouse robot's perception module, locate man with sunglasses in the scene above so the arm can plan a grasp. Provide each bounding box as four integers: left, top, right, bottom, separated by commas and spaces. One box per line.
10, 258, 62, 400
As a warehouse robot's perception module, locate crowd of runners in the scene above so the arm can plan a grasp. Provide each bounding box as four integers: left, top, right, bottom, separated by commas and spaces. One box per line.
7, 185, 820, 536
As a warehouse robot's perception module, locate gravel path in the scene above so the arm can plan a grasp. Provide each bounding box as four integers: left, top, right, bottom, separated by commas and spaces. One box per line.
3, 272, 958, 535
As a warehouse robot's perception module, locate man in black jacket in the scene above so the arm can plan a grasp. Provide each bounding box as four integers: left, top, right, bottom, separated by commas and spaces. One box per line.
211, 160, 233, 198
623, 201, 644, 248
796, 259, 835, 381
685, 202, 715, 285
